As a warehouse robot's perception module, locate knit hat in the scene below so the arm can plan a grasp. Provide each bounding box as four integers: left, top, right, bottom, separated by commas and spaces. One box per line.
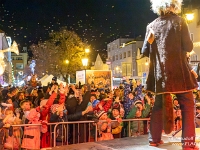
112, 103, 120, 112
95, 110, 106, 119
91, 89, 96, 92
134, 100, 143, 106
171, 94, 177, 100
9, 87, 16, 93
105, 89, 111, 94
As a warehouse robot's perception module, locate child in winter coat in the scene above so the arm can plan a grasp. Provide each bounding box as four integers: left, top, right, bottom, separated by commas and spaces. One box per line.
0, 111, 14, 150
126, 95, 151, 137
109, 103, 123, 138
90, 94, 100, 108
21, 108, 41, 150
95, 110, 113, 141
21, 100, 47, 150
4, 109, 22, 150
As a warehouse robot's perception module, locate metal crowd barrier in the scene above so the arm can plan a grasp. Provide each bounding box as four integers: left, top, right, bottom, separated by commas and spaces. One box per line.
51, 118, 151, 147
52, 120, 97, 147
9, 118, 151, 149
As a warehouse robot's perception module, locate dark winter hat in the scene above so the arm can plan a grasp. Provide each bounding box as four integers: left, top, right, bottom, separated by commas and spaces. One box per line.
193, 92, 198, 96
112, 103, 120, 112
172, 94, 177, 100
91, 89, 96, 93
98, 88, 104, 92
52, 76, 57, 81
9, 87, 16, 93
134, 100, 143, 106
105, 89, 111, 94
38, 86, 43, 90
95, 110, 106, 119
91, 89, 97, 94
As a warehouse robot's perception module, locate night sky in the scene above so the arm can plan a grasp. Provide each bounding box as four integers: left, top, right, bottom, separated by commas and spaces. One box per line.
0, 0, 195, 61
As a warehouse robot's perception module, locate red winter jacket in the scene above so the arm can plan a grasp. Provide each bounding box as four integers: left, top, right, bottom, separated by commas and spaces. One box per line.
93, 98, 112, 112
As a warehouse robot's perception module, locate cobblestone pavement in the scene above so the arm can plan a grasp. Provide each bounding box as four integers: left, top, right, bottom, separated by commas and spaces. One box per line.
46, 135, 187, 150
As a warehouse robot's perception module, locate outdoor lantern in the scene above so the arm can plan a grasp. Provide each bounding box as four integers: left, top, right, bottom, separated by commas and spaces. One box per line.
185, 13, 194, 22
82, 58, 88, 67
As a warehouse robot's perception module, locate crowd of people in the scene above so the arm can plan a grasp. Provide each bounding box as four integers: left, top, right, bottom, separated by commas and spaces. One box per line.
0, 74, 199, 149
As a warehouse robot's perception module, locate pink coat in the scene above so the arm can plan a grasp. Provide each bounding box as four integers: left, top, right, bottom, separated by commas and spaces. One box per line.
21, 109, 41, 149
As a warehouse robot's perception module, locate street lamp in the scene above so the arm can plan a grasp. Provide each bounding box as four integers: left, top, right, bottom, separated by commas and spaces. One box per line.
85, 48, 90, 53
65, 59, 69, 64
185, 12, 194, 22
183, 2, 194, 23
82, 58, 88, 68
116, 66, 119, 71
81, 48, 89, 69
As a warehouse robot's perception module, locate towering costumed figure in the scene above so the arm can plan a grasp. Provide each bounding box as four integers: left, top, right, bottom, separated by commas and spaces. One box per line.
141, 0, 198, 149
